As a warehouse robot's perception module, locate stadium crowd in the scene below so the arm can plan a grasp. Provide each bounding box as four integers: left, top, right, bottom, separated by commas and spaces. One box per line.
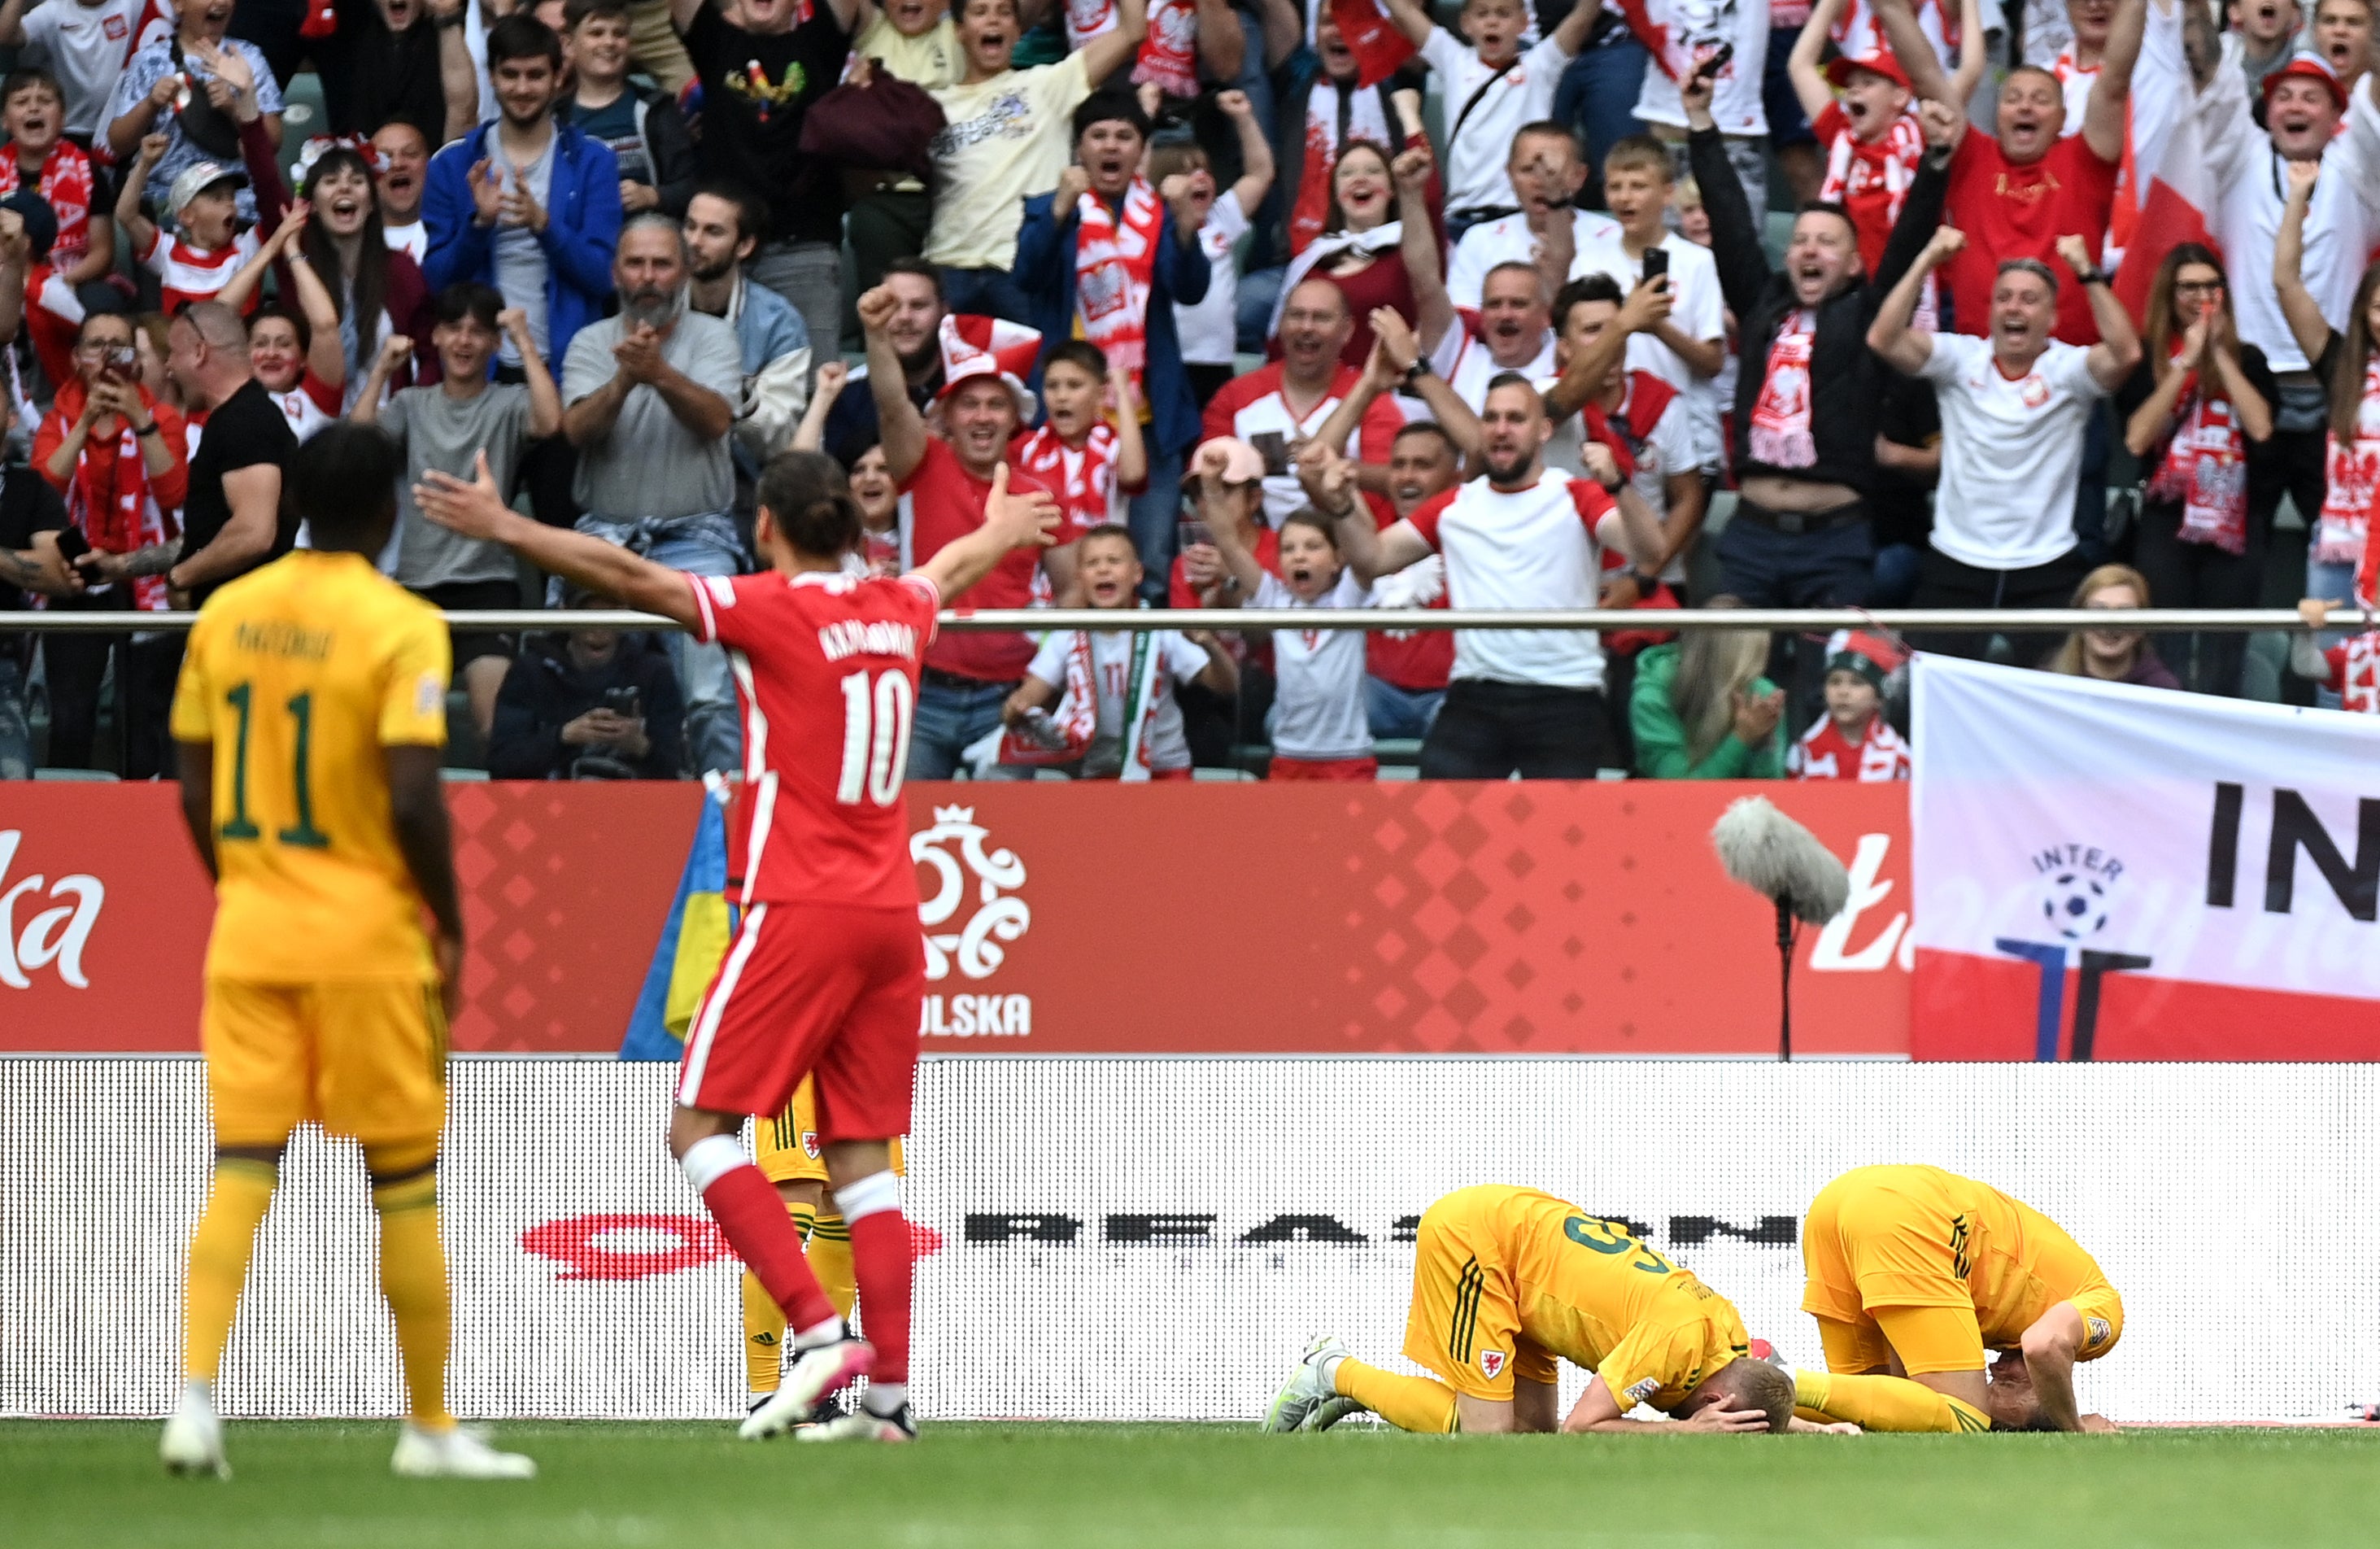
0, 0, 2377, 785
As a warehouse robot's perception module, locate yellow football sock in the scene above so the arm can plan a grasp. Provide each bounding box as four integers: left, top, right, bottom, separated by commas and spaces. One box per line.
371, 1170, 452, 1428
1794, 1369, 1991, 1433
743, 1202, 817, 1393
181, 1158, 277, 1383
809, 1209, 857, 1323
1333, 1358, 1458, 1434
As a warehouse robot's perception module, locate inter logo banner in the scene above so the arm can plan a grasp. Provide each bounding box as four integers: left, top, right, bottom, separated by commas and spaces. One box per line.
1910, 655, 2380, 1059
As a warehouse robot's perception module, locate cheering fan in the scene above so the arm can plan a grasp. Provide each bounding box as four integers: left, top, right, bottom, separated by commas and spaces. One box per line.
1711, 797, 1851, 1060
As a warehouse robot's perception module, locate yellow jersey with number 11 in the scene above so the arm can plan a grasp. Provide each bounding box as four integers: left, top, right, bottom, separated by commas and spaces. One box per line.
169, 550, 451, 984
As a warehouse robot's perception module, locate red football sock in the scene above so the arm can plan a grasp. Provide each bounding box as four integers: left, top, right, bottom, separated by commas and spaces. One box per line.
847, 1210, 913, 1385
703, 1163, 837, 1333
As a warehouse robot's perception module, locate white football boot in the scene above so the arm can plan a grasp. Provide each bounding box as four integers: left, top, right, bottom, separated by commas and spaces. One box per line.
390, 1423, 538, 1479
739, 1335, 874, 1440
795, 1403, 916, 1444
159, 1381, 230, 1480
1262, 1335, 1349, 1432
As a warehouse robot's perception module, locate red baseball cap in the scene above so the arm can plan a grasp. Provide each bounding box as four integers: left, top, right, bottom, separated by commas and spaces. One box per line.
1825, 52, 1912, 93
2264, 50, 2348, 111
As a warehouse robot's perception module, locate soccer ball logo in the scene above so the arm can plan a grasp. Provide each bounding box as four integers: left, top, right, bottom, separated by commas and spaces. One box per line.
2040, 871, 2112, 940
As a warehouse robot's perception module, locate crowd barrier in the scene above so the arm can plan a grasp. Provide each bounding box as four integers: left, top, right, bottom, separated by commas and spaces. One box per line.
6, 1057, 2374, 1425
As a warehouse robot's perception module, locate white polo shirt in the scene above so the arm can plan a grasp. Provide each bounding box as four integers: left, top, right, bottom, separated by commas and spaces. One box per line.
1404, 468, 1624, 689
1446, 209, 1628, 313
1918, 333, 2107, 571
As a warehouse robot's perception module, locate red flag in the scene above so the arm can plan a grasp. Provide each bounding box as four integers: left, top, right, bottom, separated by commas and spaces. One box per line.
2109, 0, 2219, 328
1327, 0, 1416, 89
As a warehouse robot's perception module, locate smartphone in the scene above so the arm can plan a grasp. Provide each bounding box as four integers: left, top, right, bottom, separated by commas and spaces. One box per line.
50, 526, 91, 564
1692, 41, 1734, 82
1179, 518, 1214, 552
1642, 246, 1670, 287
102, 344, 137, 382
602, 686, 641, 719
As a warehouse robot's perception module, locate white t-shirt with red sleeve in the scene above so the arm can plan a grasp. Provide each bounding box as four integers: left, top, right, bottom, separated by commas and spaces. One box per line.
897, 435, 1051, 683
1201, 361, 1404, 527
1788, 713, 1912, 780
137, 224, 262, 316
1403, 468, 1624, 691
683, 567, 942, 911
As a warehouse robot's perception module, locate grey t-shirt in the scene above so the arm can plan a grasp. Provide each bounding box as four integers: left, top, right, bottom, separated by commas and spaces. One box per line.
382, 382, 536, 589
562, 312, 743, 520
491, 140, 555, 368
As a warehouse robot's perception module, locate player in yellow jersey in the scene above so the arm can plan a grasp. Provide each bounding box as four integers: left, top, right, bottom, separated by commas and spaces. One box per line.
1796, 1165, 2122, 1433
1264, 1185, 1827, 1435
159, 425, 531, 1481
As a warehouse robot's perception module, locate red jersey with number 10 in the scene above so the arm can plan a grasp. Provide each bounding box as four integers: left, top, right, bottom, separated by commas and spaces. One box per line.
687, 568, 940, 911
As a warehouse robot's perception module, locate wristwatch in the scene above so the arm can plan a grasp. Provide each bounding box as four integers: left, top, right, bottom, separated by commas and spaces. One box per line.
132, 421, 159, 438
1401, 356, 1432, 386
2073, 266, 2112, 288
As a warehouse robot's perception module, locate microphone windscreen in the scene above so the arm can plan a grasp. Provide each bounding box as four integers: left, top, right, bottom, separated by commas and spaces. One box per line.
1711, 796, 1852, 926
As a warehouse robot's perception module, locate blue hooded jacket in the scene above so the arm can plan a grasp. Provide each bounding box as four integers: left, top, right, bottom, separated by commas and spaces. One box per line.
422, 119, 624, 371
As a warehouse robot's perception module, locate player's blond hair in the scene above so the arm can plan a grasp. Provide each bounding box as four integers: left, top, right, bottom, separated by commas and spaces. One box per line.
1693, 1357, 1795, 1433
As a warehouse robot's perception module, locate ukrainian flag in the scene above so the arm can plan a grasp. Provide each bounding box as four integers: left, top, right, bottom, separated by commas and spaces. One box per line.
618, 785, 737, 1060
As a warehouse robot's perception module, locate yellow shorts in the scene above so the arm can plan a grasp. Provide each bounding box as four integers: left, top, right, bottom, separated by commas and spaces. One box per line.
753, 1078, 904, 1186
1401, 1198, 1558, 1401
201, 976, 447, 1148
1803, 1179, 1988, 1375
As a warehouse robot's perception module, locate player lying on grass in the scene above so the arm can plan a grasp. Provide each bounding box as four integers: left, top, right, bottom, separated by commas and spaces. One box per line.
1797, 1165, 2122, 1433
163, 424, 533, 1481
1266, 1185, 1849, 1435
417, 445, 1057, 1444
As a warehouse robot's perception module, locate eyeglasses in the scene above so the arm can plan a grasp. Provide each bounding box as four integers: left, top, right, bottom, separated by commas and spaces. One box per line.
2173, 277, 2226, 296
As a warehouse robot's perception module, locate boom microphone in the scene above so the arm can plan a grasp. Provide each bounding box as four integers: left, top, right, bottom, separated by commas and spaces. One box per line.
1711, 797, 1853, 1059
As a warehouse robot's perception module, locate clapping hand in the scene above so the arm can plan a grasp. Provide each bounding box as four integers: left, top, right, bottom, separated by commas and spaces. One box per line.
466, 159, 504, 225
499, 162, 547, 232
1731, 684, 1786, 746
612, 324, 665, 384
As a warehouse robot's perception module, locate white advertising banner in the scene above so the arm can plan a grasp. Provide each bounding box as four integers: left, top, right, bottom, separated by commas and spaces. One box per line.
6, 1058, 2378, 1425
1909, 654, 2380, 1060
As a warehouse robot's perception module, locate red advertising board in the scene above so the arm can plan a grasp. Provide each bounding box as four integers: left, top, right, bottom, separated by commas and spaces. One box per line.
1, 781, 1913, 1056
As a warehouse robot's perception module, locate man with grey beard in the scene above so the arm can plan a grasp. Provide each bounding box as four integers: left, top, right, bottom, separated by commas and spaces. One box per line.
561, 211, 744, 774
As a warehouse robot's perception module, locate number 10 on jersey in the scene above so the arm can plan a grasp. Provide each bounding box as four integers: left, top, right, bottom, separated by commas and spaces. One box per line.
837, 670, 914, 807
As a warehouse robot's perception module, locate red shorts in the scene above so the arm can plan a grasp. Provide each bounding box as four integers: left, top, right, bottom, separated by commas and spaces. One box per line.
676, 901, 921, 1140
1269, 756, 1378, 782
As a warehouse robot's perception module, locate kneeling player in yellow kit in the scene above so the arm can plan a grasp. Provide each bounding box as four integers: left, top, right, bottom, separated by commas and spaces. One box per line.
159, 424, 530, 1480
1265, 1185, 1824, 1435
1794, 1165, 2122, 1434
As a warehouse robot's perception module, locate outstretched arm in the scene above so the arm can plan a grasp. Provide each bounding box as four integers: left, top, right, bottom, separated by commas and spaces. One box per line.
1079, 0, 1149, 85
1545, 277, 1658, 419
415, 450, 702, 626
857, 284, 930, 483
2274, 159, 2335, 367
1868, 226, 1962, 372
2060, 233, 2142, 388
1788, 0, 1850, 126
1394, 146, 1455, 356
1376, 0, 1437, 50
1947, 0, 1990, 108
913, 464, 1061, 600
2083, 0, 2147, 164
1867, 0, 1957, 116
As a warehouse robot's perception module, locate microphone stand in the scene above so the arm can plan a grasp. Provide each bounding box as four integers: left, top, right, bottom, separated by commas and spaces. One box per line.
1775, 897, 1795, 1062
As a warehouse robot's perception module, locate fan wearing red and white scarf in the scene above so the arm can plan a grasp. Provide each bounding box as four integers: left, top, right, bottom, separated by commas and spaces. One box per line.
1074, 177, 1164, 401
33, 377, 189, 612
2317, 354, 2380, 578
2143, 340, 2251, 556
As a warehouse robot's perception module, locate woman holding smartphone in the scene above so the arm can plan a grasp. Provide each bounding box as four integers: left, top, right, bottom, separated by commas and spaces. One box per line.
2116, 242, 2273, 696
29, 310, 192, 775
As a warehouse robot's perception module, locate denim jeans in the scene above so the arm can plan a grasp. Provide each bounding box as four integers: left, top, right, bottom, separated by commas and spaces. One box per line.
910, 676, 1032, 780
1555, 40, 1650, 207
574, 510, 745, 777
749, 242, 841, 387
939, 266, 1035, 327
1365, 674, 1444, 740
1236, 264, 1285, 356
2308, 554, 2358, 710
0, 659, 31, 779
1128, 447, 1186, 603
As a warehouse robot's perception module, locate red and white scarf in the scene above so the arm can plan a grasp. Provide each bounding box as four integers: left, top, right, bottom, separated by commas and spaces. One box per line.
54, 379, 177, 612
1748, 308, 1818, 469
2146, 345, 2250, 556
1009, 421, 1121, 540
2317, 355, 2380, 567
996, 626, 1162, 779
0, 141, 94, 264
1074, 178, 1163, 398
1580, 369, 1680, 483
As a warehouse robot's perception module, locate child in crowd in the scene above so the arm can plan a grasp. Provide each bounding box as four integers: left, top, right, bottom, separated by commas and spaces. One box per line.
560, 0, 695, 216
1595, 134, 1728, 468
1207, 469, 1379, 780
1789, 0, 1985, 289
0, 69, 111, 299
1789, 635, 1912, 780
220, 203, 345, 441
1000, 523, 1236, 779
2295, 600, 2380, 713
1376, 0, 1601, 236
1009, 338, 1146, 552
1151, 88, 1273, 410
3, 191, 85, 392
1, 0, 149, 147
353, 281, 561, 736
116, 132, 260, 314
850, 0, 961, 87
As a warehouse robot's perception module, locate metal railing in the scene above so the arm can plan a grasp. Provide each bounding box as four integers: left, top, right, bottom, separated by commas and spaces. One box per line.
2, 607, 2356, 635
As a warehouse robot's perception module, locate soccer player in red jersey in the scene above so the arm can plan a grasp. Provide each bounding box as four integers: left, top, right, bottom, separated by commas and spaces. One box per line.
416, 445, 1058, 1444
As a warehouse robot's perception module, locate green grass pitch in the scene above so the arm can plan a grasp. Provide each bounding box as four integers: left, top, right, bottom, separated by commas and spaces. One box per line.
7, 1420, 2378, 1547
